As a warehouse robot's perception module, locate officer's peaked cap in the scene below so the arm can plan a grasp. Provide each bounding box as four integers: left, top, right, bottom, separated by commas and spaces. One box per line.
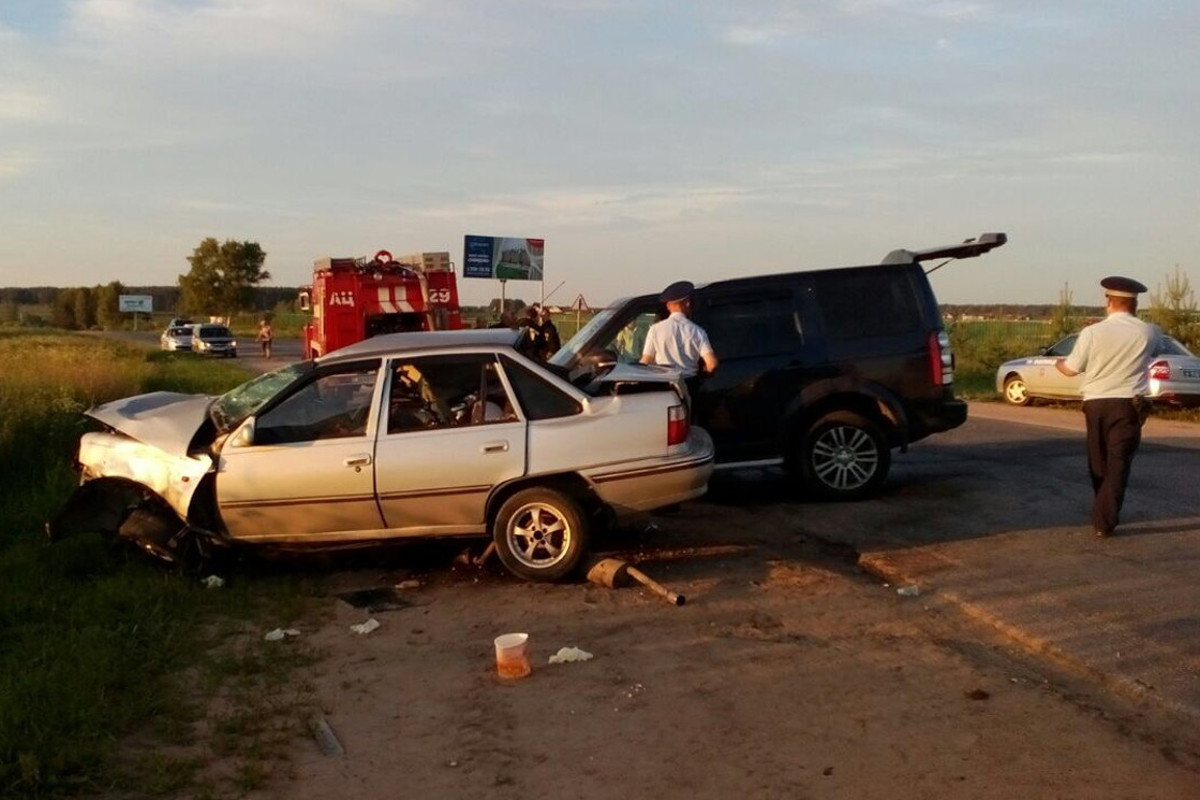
660, 280, 695, 303
1100, 276, 1148, 298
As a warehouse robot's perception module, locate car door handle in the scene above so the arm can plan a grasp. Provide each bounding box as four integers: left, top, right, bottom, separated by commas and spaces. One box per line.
343, 454, 373, 467
481, 441, 509, 454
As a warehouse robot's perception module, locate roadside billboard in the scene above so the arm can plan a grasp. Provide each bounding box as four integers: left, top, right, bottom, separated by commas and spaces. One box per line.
118, 295, 153, 312
463, 235, 544, 281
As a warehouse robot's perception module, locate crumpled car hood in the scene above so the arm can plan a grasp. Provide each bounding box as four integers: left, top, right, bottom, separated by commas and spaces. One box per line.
86, 391, 214, 458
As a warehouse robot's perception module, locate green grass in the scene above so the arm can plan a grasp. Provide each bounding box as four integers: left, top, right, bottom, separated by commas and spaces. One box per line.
0, 331, 322, 797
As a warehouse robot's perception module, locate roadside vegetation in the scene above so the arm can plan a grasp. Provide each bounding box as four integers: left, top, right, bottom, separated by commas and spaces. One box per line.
0, 331, 322, 798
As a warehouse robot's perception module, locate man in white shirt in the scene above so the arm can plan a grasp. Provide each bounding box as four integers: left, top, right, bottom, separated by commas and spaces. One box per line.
1056, 276, 1160, 537
640, 281, 718, 388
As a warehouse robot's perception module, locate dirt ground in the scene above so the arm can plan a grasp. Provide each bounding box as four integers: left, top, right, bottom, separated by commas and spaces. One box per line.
245, 495, 1200, 800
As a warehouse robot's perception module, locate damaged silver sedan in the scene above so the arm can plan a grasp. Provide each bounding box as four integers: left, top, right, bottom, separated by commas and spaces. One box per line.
49, 329, 714, 581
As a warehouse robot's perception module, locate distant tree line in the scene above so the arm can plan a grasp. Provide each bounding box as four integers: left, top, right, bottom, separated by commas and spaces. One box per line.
940, 303, 1105, 320
0, 284, 300, 330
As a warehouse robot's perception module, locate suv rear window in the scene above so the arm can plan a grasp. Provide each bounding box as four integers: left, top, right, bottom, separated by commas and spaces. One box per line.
810, 268, 922, 340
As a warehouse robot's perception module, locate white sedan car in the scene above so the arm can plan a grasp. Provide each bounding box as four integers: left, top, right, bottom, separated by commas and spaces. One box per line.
50, 330, 714, 581
997, 333, 1200, 407
159, 325, 194, 351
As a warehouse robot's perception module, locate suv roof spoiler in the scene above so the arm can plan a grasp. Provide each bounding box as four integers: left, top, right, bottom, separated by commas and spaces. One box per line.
880, 232, 1007, 266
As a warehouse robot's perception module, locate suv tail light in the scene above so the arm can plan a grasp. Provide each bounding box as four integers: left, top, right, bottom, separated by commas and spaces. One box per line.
929, 331, 954, 386
667, 404, 689, 446
1149, 360, 1171, 381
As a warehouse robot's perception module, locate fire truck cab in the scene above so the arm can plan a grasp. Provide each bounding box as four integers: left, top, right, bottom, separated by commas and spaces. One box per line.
299, 249, 463, 359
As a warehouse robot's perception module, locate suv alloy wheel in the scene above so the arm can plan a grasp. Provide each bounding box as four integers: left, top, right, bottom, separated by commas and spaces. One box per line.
798, 411, 890, 500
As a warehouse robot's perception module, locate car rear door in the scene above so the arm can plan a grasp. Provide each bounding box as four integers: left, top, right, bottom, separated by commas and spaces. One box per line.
691, 285, 811, 462
215, 359, 385, 543
373, 353, 526, 534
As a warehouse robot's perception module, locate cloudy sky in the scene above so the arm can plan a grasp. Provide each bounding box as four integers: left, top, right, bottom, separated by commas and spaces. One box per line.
1, 0, 1198, 306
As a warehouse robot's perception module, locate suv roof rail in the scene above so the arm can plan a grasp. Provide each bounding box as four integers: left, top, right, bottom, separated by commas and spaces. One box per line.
881, 232, 1007, 266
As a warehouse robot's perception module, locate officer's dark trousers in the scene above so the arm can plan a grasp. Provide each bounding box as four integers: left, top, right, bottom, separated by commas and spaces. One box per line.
1082, 398, 1142, 534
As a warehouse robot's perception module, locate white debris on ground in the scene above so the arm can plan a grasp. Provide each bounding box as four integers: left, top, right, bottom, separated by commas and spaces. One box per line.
897, 585, 921, 597
395, 580, 420, 590
264, 628, 301, 641
548, 646, 594, 664
202, 575, 224, 589
350, 618, 381, 635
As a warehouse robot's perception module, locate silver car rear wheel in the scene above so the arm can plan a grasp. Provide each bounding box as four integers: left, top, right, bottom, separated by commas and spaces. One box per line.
493, 488, 588, 582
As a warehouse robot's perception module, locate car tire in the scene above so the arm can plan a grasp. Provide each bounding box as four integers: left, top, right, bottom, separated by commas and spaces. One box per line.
117, 507, 185, 564
797, 411, 890, 500
1003, 375, 1032, 406
493, 487, 588, 582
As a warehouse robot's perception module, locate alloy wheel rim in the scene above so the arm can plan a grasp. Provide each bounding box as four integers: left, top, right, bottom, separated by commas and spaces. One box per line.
811, 425, 879, 491
507, 503, 572, 569
1006, 380, 1027, 403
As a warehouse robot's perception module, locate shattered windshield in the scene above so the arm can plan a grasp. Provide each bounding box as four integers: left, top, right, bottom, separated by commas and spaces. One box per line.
209, 361, 313, 433
547, 305, 621, 368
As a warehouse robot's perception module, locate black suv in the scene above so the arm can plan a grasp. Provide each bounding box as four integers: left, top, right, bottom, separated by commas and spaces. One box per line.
549, 233, 1006, 499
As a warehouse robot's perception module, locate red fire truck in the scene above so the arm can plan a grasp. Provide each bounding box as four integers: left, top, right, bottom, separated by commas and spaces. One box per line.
298, 249, 463, 359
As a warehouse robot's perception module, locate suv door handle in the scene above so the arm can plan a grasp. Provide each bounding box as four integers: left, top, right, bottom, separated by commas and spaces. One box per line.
343, 454, 372, 467
481, 441, 509, 454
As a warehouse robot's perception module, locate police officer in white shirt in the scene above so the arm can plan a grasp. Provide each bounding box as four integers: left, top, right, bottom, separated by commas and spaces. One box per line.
640, 281, 718, 393
1055, 276, 1161, 538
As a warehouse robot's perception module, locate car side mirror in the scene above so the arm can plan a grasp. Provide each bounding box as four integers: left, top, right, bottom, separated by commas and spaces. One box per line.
1039, 346, 1050, 356
230, 417, 256, 448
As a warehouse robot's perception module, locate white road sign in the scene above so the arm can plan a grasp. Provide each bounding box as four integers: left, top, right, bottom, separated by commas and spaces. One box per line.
118, 295, 153, 313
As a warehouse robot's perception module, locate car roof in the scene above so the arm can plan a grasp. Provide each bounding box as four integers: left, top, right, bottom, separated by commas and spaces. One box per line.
318, 328, 523, 364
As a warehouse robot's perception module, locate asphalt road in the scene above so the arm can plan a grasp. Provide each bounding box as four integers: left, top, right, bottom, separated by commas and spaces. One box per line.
102, 329, 302, 374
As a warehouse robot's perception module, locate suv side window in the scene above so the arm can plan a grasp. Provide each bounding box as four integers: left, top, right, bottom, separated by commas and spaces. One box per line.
810, 268, 922, 340
501, 356, 582, 420
697, 292, 802, 360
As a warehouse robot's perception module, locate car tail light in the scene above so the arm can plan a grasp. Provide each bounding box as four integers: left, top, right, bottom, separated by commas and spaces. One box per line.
667, 404, 689, 446
929, 331, 954, 386
1149, 360, 1171, 381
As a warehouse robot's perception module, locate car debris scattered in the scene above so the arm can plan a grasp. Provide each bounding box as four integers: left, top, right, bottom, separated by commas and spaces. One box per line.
548, 646, 593, 664
264, 628, 300, 641
202, 575, 224, 589
312, 715, 345, 756
585, 557, 686, 606
350, 618, 381, 635
897, 585, 921, 597
395, 579, 421, 590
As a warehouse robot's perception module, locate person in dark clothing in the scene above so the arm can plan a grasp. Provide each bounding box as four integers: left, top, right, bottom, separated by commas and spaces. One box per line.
518, 304, 561, 363
489, 310, 517, 329
1055, 276, 1161, 537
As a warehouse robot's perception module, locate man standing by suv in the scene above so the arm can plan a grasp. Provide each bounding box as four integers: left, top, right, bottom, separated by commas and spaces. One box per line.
1056, 276, 1160, 538
640, 281, 718, 395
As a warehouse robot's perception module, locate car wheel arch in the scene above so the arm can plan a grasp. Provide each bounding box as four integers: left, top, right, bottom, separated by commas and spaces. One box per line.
784, 386, 904, 456
47, 476, 182, 542
485, 472, 601, 531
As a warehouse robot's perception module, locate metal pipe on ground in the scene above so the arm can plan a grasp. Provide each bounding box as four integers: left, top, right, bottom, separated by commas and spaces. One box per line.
585, 557, 686, 606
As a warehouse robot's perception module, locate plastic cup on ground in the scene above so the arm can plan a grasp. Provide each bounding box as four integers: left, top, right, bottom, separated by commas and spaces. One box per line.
494, 633, 531, 680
